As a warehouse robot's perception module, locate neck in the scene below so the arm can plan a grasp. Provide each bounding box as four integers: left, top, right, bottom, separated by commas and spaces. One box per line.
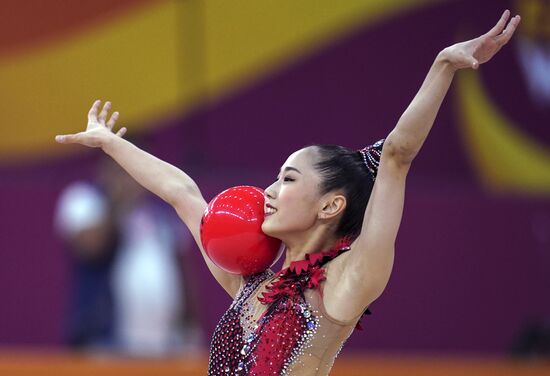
280, 229, 339, 270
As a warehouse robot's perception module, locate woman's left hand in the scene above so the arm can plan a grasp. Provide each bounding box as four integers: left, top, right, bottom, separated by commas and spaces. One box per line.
440, 9, 521, 71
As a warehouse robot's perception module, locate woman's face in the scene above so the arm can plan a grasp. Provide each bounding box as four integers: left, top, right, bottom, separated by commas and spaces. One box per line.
262, 147, 324, 239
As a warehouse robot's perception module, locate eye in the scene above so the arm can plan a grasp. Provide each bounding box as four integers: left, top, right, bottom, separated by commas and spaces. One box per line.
274, 176, 295, 183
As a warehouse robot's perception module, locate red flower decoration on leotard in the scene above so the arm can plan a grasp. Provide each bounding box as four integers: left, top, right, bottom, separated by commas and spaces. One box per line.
258, 236, 371, 330
289, 259, 310, 275
259, 238, 348, 303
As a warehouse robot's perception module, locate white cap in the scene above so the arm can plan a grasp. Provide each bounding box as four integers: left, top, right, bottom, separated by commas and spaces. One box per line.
54, 181, 108, 238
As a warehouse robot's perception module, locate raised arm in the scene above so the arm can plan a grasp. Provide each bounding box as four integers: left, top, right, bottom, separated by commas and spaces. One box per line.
385, 10, 520, 164
55, 100, 243, 298
324, 10, 520, 321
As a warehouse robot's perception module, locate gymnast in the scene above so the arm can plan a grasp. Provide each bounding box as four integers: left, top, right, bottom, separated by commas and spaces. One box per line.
56, 10, 520, 375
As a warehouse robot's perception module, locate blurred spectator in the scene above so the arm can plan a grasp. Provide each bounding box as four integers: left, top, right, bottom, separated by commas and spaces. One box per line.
510, 318, 550, 360
98, 156, 203, 356
54, 154, 203, 357
54, 181, 118, 350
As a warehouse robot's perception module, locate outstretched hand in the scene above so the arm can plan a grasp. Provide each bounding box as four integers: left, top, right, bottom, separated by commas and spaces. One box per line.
441, 9, 521, 71
55, 100, 127, 148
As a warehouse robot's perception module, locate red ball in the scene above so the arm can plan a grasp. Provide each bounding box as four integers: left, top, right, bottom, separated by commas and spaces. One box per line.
200, 185, 284, 276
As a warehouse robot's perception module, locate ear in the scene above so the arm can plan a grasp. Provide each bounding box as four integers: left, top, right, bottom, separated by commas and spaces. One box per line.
319, 193, 346, 220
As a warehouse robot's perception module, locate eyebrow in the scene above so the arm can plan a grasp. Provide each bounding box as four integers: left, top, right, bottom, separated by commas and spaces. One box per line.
279, 166, 302, 174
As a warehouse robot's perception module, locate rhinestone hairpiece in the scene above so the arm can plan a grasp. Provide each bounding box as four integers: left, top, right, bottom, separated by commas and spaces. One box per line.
357, 138, 385, 181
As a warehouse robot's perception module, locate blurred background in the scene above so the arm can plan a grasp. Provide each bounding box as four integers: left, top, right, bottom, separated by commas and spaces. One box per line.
0, 0, 549, 374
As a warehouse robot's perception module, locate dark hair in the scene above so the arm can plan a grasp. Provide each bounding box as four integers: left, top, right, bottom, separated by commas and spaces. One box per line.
307, 144, 375, 240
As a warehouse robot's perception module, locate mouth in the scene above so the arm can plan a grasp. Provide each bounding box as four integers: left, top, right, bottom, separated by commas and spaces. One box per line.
265, 204, 277, 216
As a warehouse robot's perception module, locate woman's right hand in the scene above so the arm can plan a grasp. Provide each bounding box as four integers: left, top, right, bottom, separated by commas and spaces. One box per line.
55, 100, 127, 148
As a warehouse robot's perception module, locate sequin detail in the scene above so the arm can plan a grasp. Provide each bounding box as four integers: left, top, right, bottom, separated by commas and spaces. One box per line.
358, 138, 385, 181
207, 237, 372, 375
208, 270, 272, 375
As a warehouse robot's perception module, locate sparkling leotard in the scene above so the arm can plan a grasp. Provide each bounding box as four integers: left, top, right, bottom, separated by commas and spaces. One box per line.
208, 239, 371, 375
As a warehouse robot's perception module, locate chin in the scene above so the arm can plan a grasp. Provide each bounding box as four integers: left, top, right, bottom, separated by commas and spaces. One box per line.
261, 220, 284, 239
261, 221, 274, 237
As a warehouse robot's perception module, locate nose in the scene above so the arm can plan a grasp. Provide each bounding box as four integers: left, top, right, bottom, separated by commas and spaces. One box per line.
264, 181, 277, 200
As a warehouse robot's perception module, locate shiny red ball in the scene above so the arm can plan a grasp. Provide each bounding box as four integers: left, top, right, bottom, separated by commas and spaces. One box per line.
200, 186, 283, 276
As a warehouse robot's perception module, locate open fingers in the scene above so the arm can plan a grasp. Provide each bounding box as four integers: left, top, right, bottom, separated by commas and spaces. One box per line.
106, 111, 119, 130
98, 101, 111, 123
88, 100, 101, 122
497, 15, 521, 44
487, 9, 510, 37
116, 127, 127, 138
55, 133, 80, 144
